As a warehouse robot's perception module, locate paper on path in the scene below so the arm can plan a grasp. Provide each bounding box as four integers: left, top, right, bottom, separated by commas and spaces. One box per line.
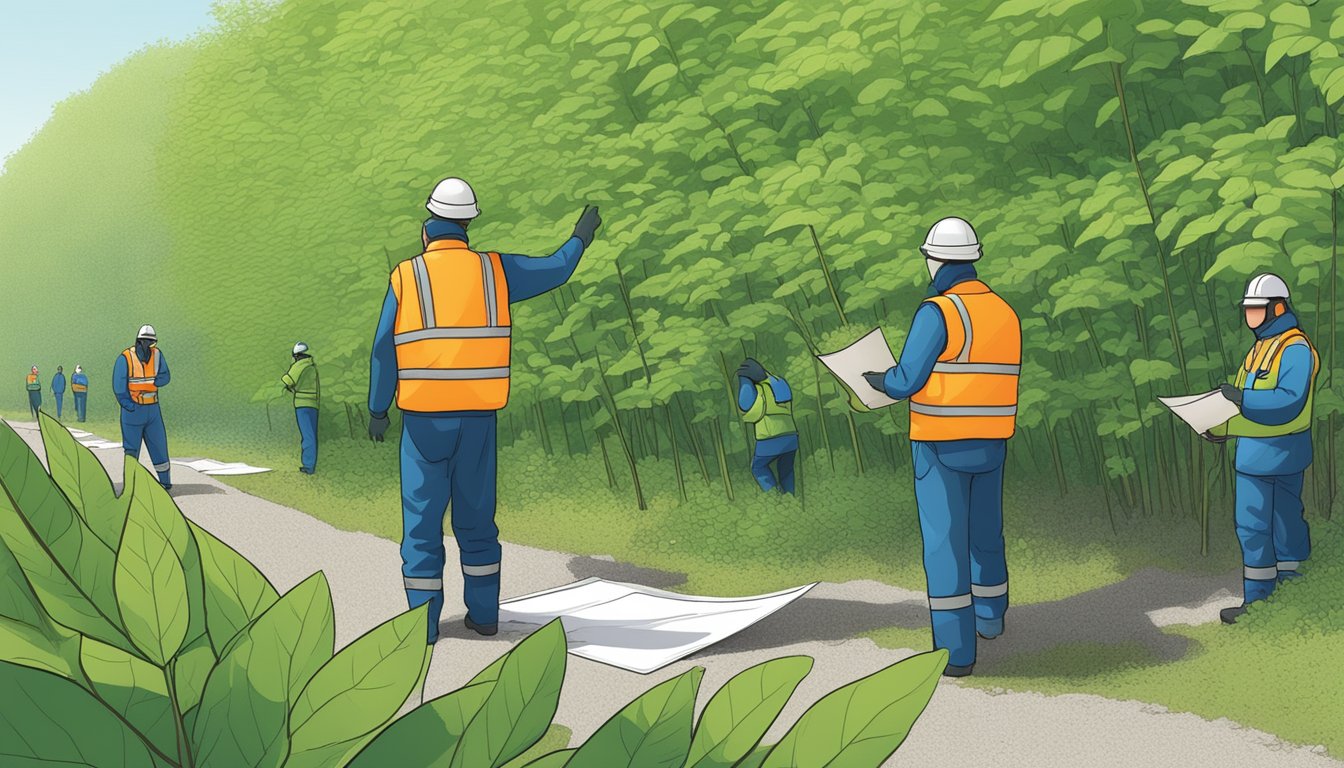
1158, 390, 1240, 435
816, 327, 902, 410
78, 438, 125, 450
499, 578, 816, 674
171, 458, 272, 476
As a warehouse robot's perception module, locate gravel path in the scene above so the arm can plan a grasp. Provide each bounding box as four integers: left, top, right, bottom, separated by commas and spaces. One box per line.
9, 419, 1340, 768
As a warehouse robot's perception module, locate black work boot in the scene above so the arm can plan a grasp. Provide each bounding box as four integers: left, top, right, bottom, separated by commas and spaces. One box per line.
465, 616, 498, 636
943, 664, 974, 678
1220, 604, 1249, 625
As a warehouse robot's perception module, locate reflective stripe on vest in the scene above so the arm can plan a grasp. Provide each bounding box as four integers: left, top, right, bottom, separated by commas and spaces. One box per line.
909, 280, 1021, 441
392, 240, 511, 412
123, 348, 159, 405
1221, 329, 1317, 439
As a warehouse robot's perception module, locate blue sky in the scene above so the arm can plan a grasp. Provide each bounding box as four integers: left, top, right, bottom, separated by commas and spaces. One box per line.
0, 0, 217, 165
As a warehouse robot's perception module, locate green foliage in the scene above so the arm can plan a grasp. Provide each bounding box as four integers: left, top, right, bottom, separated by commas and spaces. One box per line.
1, 415, 945, 766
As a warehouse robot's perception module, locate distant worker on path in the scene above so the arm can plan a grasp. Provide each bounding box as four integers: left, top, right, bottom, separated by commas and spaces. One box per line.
51, 366, 66, 419
368, 177, 601, 644
282, 342, 320, 475
114, 325, 173, 489
736, 358, 798, 494
1207, 274, 1318, 625
71, 365, 89, 422
862, 217, 1021, 678
25, 366, 42, 419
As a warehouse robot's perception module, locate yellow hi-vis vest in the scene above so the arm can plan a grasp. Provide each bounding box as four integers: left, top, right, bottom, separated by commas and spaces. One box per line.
909, 280, 1021, 441
122, 347, 160, 405
392, 239, 512, 412
1213, 328, 1317, 439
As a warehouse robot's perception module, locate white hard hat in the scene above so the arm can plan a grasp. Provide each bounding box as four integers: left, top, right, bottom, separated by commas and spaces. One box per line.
293, 342, 309, 355
425, 177, 480, 219
137, 324, 157, 341
1243, 273, 1290, 306
921, 217, 982, 261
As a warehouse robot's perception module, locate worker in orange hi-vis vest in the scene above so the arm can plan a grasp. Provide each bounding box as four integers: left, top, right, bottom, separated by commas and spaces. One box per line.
113, 325, 173, 489
862, 217, 1021, 678
367, 177, 601, 644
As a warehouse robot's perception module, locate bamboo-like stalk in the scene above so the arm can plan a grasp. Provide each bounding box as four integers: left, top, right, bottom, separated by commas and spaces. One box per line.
665, 405, 687, 502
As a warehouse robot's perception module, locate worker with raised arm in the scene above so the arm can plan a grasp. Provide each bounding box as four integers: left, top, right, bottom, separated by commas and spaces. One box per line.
862, 217, 1021, 677
367, 177, 601, 644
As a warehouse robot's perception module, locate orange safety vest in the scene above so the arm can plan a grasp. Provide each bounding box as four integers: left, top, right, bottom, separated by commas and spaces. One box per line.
72, 382, 88, 393
392, 239, 511, 412
122, 347, 160, 405
909, 279, 1021, 441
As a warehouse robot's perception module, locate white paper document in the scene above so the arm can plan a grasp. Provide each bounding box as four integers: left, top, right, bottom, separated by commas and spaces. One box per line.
498, 578, 816, 674
816, 327, 902, 409
1158, 390, 1240, 435
78, 438, 125, 450
171, 458, 273, 476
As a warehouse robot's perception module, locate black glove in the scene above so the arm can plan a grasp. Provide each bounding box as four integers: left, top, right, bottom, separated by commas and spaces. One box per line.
1219, 383, 1244, 408
369, 412, 390, 442
736, 358, 767, 383
862, 371, 888, 393
572, 205, 602, 247
122, 402, 137, 413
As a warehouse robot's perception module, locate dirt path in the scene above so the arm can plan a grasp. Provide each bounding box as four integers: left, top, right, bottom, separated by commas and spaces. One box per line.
9, 419, 1340, 767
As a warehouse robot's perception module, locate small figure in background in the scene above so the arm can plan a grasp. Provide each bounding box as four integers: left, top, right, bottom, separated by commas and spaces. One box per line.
71, 365, 89, 422
736, 358, 799, 494
51, 365, 66, 419
25, 366, 42, 419
282, 342, 320, 475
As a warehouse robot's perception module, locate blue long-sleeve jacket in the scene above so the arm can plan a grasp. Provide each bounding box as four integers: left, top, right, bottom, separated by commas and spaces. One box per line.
880, 263, 1003, 458
71, 373, 89, 390
1234, 312, 1314, 476
113, 349, 170, 411
369, 222, 586, 417
51, 373, 66, 394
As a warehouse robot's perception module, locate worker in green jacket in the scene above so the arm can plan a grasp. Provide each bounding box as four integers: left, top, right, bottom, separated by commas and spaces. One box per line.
282, 342, 320, 474
736, 358, 799, 493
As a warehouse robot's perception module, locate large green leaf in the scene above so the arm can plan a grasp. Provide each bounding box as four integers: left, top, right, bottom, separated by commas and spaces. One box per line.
685, 656, 814, 768
39, 412, 126, 550
81, 636, 178, 758
567, 666, 703, 768
189, 518, 279, 656
0, 660, 158, 767
0, 421, 135, 654
190, 571, 335, 768
115, 460, 198, 666
285, 604, 432, 768
349, 681, 494, 767
522, 750, 576, 767
759, 649, 947, 767
452, 619, 569, 768
0, 531, 85, 682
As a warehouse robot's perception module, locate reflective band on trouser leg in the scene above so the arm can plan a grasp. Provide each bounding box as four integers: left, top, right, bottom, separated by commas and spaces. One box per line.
1277, 561, 1301, 572
153, 461, 172, 473
462, 563, 500, 577
404, 577, 444, 591
909, 404, 1018, 417
928, 593, 973, 611
1244, 565, 1278, 580
971, 582, 1008, 598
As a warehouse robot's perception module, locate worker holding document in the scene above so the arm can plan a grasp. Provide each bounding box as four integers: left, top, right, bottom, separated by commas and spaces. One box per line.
1205, 274, 1318, 625
860, 217, 1021, 677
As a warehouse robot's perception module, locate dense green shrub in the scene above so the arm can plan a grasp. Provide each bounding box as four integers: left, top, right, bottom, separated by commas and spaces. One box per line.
0, 413, 945, 766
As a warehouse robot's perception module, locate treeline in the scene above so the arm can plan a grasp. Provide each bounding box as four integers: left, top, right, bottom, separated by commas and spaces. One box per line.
1, 0, 1341, 533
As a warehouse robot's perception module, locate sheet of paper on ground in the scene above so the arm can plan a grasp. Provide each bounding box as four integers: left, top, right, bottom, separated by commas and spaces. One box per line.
817, 327, 902, 409
499, 578, 817, 674
77, 437, 125, 450
1158, 391, 1240, 435
171, 458, 273, 476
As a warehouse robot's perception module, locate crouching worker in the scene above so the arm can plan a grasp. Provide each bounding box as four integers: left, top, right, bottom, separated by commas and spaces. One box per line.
736, 358, 798, 494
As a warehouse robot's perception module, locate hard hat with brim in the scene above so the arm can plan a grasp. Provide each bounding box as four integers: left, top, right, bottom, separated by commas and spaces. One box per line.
293, 342, 309, 355
1242, 273, 1290, 306
921, 217, 983, 261
137, 324, 157, 340
919, 243, 983, 261
425, 177, 480, 219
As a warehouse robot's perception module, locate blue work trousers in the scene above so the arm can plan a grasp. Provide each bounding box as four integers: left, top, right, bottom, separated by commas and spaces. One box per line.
54, 392, 64, 419
28, 391, 41, 419
1235, 471, 1311, 603
295, 407, 318, 473
912, 440, 1009, 669
400, 412, 501, 643
121, 403, 171, 485
74, 392, 87, 422
750, 435, 797, 494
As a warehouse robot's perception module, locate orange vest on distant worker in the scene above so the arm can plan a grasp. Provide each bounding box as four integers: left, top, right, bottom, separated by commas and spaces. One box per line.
122, 347, 160, 405
392, 238, 512, 412
909, 280, 1021, 441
